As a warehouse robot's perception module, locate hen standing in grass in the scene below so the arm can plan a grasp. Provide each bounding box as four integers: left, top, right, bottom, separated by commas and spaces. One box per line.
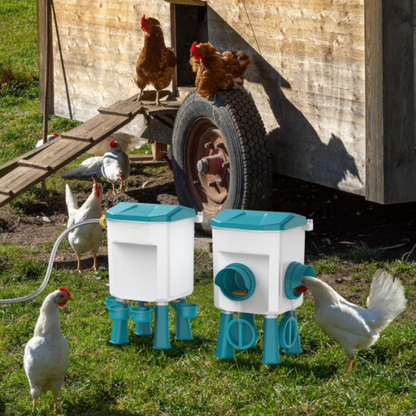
24, 287, 73, 414
66, 177, 103, 272
134, 15, 176, 106
298, 270, 407, 369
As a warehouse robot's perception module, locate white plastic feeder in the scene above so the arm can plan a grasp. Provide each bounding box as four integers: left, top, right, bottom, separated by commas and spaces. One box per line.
211, 209, 314, 364
106, 202, 201, 349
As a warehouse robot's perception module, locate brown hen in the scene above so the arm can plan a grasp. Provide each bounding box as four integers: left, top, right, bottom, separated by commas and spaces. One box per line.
189, 42, 251, 99
135, 15, 176, 105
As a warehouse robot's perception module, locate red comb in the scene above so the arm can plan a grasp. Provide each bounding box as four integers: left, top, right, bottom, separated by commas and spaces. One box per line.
190, 41, 198, 54
109, 138, 116, 148
58, 286, 71, 297
141, 14, 146, 26
52, 132, 59, 137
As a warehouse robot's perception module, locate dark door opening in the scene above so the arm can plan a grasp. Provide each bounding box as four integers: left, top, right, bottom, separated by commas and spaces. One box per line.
174, 4, 208, 87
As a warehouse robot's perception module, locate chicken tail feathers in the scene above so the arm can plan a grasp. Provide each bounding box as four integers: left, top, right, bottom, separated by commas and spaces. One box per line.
65, 184, 78, 215
235, 50, 251, 70
366, 270, 407, 331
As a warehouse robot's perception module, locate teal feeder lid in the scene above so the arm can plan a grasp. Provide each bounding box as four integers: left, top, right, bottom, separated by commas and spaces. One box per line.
211, 209, 307, 231
106, 202, 196, 223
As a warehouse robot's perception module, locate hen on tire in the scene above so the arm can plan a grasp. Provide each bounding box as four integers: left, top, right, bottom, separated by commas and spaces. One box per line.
171, 88, 273, 235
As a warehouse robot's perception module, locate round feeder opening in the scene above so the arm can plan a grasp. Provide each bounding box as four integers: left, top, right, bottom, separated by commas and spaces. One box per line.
109, 304, 130, 320
215, 263, 256, 301
176, 303, 198, 319
131, 305, 153, 324
284, 262, 315, 299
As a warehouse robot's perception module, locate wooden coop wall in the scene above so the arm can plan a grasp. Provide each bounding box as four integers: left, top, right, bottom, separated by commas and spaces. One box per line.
208, 0, 366, 196
50, 0, 172, 136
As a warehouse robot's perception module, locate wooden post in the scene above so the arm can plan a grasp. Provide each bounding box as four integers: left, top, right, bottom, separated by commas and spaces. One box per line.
365, 0, 416, 204
170, 3, 178, 97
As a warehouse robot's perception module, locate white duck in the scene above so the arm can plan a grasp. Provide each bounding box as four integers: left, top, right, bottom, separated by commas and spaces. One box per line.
101, 138, 130, 194
66, 177, 103, 272
24, 287, 73, 414
299, 270, 407, 369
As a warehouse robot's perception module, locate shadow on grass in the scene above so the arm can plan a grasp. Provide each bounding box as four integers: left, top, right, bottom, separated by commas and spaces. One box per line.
217, 348, 338, 380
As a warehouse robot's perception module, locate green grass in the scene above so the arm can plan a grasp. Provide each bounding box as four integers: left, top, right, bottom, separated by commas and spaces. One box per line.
1, 259, 416, 415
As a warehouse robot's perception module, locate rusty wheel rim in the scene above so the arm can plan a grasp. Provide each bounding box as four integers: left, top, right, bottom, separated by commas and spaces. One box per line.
185, 118, 230, 214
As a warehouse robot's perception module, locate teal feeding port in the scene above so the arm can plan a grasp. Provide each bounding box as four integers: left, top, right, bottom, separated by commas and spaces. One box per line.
130, 306, 153, 323
175, 303, 198, 319
215, 263, 256, 301
284, 262, 315, 299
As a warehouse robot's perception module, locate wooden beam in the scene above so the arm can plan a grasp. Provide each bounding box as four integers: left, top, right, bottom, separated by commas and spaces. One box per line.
37, 0, 53, 115
365, 0, 416, 204
163, 0, 206, 6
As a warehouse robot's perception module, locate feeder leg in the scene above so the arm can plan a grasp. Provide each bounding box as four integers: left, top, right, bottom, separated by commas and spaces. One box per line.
281, 310, 302, 354
175, 298, 193, 341
135, 301, 152, 336
262, 315, 280, 364
154, 303, 171, 349
215, 311, 235, 359
110, 316, 129, 345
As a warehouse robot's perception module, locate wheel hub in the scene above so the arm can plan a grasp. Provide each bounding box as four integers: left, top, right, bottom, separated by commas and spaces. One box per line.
185, 118, 230, 213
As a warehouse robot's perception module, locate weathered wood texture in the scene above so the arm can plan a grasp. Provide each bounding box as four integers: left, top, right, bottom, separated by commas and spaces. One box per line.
37, 0, 54, 114
50, 0, 173, 139
164, 0, 206, 6
365, 0, 415, 204
208, 0, 366, 196
0, 97, 145, 209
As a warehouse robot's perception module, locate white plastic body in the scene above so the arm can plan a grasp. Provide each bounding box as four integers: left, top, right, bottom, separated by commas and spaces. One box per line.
107, 217, 195, 302
212, 224, 310, 315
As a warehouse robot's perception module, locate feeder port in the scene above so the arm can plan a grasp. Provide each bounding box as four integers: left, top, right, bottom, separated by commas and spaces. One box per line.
284, 262, 315, 300
214, 263, 256, 301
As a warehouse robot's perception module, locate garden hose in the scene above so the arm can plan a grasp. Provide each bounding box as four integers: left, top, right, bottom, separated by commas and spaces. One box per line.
0, 218, 102, 304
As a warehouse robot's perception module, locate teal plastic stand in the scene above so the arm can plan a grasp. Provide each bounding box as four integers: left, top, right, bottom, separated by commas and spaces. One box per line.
109, 304, 130, 345
135, 301, 152, 336
172, 298, 193, 340
262, 316, 280, 364
215, 312, 235, 359
154, 304, 171, 349
280, 311, 302, 354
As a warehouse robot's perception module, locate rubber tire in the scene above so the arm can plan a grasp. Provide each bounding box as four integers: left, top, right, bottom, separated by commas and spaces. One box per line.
172, 89, 273, 234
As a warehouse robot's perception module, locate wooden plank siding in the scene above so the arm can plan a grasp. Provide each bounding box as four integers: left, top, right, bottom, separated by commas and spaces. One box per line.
208, 0, 366, 196
365, 0, 416, 204
49, 0, 173, 140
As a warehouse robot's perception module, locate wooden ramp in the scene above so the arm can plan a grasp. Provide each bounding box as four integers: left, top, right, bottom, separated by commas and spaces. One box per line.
0, 94, 181, 209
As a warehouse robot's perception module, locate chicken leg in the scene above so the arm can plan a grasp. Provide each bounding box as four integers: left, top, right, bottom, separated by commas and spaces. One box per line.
150, 89, 161, 106
86, 254, 98, 272
346, 358, 354, 370
74, 256, 82, 274
54, 395, 58, 414
32, 398, 37, 412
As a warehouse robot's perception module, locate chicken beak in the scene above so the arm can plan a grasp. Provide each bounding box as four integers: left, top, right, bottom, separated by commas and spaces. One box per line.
294, 285, 308, 293
68, 296, 74, 301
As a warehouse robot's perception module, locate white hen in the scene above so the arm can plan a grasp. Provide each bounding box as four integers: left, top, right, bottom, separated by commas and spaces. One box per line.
300, 270, 407, 369
66, 177, 103, 272
101, 138, 130, 194
35, 132, 60, 148
61, 156, 103, 178
24, 287, 73, 414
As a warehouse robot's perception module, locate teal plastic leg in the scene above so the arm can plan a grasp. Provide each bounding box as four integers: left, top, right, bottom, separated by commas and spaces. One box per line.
175, 298, 193, 340
154, 304, 171, 349
110, 318, 129, 345
135, 301, 152, 336
215, 312, 235, 359
241, 313, 256, 349
281, 310, 302, 354
262, 316, 280, 364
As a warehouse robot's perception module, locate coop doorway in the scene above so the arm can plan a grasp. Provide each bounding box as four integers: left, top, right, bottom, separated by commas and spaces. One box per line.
172, 3, 208, 90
